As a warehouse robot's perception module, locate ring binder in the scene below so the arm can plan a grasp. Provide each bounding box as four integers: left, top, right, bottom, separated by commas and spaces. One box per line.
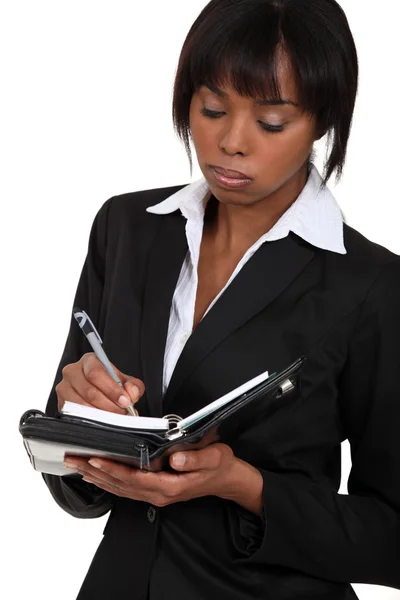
163, 414, 183, 427
165, 426, 185, 441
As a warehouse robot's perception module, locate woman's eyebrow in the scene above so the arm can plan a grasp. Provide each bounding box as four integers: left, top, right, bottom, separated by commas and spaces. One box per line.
204, 84, 299, 107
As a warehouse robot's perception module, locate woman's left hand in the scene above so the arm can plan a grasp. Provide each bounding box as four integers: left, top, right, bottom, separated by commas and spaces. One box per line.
64, 443, 243, 506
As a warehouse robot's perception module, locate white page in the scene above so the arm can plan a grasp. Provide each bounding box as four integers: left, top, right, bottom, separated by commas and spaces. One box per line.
178, 369, 270, 430
61, 401, 169, 430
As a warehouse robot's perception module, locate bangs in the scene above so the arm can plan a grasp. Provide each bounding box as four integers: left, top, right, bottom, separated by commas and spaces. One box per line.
188, 8, 290, 106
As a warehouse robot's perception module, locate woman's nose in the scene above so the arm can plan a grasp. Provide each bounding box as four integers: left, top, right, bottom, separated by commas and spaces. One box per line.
218, 121, 250, 156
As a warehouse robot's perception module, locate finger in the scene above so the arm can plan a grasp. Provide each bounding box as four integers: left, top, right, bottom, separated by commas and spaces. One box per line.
85, 458, 148, 485
85, 458, 169, 491
78, 465, 125, 490
169, 445, 223, 472
86, 457, 134, 480
81, 354, 135, 411
63, 456, 125, 479
57, 384, 92, 412
122, 381, 141, 405
81, 473, 157, 505
60, 373, 127, 415
63, 456, 91, 471
81, 474, 123, 496
77, 460, 197, 502
60, 358, 127, 413
107, 365, 146, 401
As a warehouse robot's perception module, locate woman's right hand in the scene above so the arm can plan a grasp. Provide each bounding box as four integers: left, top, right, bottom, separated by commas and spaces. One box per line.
55, 352, 145, 415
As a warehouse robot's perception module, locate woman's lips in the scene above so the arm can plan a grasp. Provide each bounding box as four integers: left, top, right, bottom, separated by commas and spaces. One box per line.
211, 167, 252, 189
212, 165, 252, 179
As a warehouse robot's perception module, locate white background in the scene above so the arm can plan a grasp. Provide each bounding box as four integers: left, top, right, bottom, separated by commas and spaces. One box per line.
2, 1, 399, 598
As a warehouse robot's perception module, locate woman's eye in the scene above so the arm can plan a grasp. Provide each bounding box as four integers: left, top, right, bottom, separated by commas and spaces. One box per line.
200, 107, 285, 133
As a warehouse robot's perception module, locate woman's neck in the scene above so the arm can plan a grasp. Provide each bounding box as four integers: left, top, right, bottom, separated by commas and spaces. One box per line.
204, 165, 309, 255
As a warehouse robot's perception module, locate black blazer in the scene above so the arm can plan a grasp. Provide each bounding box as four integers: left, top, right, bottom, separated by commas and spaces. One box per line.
43, 183, 400, 600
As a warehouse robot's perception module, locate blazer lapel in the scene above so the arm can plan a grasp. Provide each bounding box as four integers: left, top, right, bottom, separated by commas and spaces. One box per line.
140, 211, 187, 417
162, 233, 315, 413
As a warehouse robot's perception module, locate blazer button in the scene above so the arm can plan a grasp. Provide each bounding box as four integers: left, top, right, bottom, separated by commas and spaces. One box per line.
147, 506, 157, 523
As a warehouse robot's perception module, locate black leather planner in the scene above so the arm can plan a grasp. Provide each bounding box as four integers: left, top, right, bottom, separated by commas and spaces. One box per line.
19, 356, 305, 475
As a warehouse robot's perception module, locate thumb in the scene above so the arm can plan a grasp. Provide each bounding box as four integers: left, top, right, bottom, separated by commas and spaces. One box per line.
170, 446, 222, 472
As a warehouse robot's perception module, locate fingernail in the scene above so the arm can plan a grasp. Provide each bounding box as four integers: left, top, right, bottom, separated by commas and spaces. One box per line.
172, 453, 186, 467
88, 459, 102, 469
64, 462, 78, 470
118, 394, 131, 408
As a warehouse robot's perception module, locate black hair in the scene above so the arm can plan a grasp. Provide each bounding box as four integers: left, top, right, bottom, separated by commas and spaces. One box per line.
172, 0, 359, 188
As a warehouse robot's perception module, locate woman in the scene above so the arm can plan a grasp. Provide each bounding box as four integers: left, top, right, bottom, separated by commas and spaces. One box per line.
43, 0, 400, 598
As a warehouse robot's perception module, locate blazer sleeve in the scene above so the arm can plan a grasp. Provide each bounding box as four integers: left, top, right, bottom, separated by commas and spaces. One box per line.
42, 197, 114, 519
234, 258, 400, 589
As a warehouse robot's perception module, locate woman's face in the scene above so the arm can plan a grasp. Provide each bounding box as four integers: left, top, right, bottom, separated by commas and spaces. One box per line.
189, 52, 320, 207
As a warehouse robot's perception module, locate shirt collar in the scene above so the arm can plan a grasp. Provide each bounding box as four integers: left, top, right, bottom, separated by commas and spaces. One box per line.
146, 163, 346, 254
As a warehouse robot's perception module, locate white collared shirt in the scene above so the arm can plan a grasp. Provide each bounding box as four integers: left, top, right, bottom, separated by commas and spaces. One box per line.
147, 163, 346, 395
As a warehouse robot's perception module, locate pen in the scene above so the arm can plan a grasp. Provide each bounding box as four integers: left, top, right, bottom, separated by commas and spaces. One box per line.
72, 306, 138, 416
